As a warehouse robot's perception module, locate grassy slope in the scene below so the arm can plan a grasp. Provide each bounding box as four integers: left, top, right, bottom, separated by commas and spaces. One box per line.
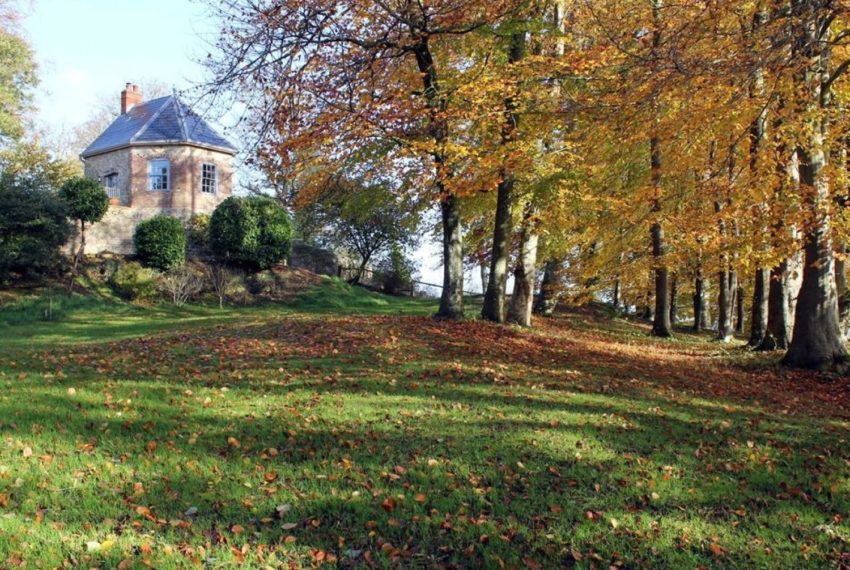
0, 283, 848, 569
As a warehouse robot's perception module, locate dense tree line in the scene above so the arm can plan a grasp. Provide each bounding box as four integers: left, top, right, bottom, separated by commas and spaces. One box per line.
203, 0, 850, 371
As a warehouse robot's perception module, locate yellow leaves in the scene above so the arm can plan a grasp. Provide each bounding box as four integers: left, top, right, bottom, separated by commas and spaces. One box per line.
86, 538, 115, 553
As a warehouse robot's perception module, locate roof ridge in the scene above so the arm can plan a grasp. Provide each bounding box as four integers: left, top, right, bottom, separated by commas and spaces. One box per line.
130, 96, 173, 143
173, 92, 190, 141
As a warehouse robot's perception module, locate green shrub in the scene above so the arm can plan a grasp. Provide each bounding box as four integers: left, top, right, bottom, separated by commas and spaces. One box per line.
59, 177, 109, 227
134, 216, 186, 270
209, 196, 292, 271
0, 179, 70, 283
380, 243, 415, 296
185, 213, 211, 252
109, 262, 159, 301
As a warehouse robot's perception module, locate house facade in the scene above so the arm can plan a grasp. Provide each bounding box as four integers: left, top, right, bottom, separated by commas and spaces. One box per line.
78, 83, 237, 254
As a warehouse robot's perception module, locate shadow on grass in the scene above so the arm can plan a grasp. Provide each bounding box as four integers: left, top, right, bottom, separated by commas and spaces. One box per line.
0, 307, 848, 567
0, 380, 845, 568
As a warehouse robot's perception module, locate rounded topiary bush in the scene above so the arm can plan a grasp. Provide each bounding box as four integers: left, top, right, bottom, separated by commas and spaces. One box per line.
59, 177, 109, 227
134, 216, 186, 270
209, 196, 292, 271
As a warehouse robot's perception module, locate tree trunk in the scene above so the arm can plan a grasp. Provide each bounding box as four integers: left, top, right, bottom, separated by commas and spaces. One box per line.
642, 289, 653, 321
480, 262, 489, 296
534, 260, 563, 316
717, 270, 737, 341
649, 143, 671, 337
68, 220, 86, 291
413, 39, 464, 320
482, 32, 524, 323
649, 1, 671, 338
735, 285, 745, 335
783, 11, 848, 369
757, 261, 791, 350
613, 278, 621, 310
836, 244, 849, 335
669, 274, 678, 325
507, 209, 538, 327
693, 272, 705, 333
482, 177, 513, 322
352, 254, 372, 285
783, 150, 848, 369
749, 268, 769, 346
437, 195, 464, 319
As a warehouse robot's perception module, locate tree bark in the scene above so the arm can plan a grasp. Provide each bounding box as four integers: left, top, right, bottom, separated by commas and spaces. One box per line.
642, 288, 653, 321
693, 272, 705, 333
482, 177, 513, 322
783, 9, 848, 370
482, 31, 525, 323
437, 195, 464, 319
783, 148, 848, 368
507, 208, 538, 327
717, 269, 737, 341
649, 139, 671, 336
649, 0, 671, 338
749, 268, 769, 346
534, 259, 564, 316
413, 38, 464, 320
613, 278, 621, 311
836, 244, 849, 335
669, 274, 678, 325
735, 285, 745, 335
757, 261, 791, 350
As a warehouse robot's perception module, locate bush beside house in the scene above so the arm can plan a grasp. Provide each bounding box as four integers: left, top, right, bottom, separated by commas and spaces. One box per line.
134, 216, 187, 271
209, 196, 292, 271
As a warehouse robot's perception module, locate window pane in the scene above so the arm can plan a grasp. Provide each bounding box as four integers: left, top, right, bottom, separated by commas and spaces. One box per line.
201, 163, 216, 194
148, 160, 169, 191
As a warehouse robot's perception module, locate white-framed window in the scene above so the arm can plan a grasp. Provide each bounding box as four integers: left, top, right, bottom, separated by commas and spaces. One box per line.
103, 172, 119, 198
148, 159, 170, 191
201, 163, 217, 194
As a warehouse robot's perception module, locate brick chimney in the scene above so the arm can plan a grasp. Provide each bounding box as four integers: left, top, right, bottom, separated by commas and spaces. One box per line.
120, 83, 143, 114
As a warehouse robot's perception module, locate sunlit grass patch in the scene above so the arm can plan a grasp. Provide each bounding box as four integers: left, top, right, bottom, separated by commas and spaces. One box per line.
0, 287, 848, 567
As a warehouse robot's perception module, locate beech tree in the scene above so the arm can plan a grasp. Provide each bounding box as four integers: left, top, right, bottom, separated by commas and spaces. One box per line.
205, 0, 850, 370
207, 0, 522, 319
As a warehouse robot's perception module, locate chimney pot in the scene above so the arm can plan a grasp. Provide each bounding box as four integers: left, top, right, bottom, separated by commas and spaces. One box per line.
120, 83, 144, 114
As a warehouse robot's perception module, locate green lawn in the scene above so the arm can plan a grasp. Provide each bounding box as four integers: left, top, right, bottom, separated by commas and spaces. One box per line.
0, 282, 848, 568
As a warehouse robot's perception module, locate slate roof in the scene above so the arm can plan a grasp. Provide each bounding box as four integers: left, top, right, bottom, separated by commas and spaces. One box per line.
81, 95, 238, 158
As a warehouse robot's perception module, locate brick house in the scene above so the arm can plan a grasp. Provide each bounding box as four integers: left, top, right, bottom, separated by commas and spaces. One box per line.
77, 83, 237, 254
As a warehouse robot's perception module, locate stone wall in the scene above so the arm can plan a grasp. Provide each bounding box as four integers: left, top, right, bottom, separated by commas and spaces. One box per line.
68, 207, 197, 255
79, 144, 234, 254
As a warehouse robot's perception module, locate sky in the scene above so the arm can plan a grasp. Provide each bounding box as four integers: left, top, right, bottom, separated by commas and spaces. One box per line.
24, 0, 217, 129
20, 0, 477, 293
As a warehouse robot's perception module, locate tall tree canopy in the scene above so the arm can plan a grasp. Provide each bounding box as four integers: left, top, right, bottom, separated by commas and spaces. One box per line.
208, 0, 850, 371
0, 2, 36, 142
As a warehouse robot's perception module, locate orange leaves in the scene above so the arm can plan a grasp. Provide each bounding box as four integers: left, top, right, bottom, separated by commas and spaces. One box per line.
381, 497, 396, 512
